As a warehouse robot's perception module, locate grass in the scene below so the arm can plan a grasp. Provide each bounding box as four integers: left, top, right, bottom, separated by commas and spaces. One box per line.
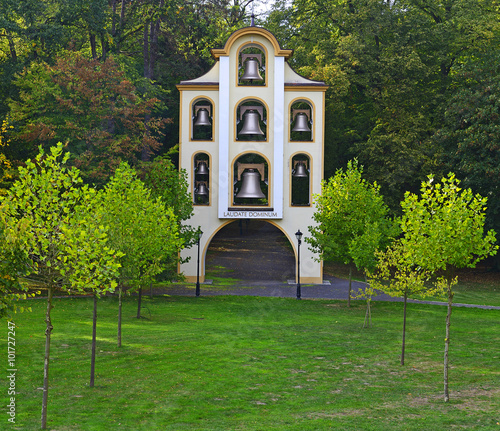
2, 294, 499, 430
324, 262, 500, 307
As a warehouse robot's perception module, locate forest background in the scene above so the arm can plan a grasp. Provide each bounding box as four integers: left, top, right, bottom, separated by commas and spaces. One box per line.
1, 0, 499, 264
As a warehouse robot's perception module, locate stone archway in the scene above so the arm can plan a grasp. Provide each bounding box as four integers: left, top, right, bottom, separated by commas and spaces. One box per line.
205, 220, 295, 281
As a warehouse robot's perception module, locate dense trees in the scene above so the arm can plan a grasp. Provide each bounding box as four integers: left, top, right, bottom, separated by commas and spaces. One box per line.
266, 0, 500, 215
8, 52, 166, 185
0, 144, 122, 428
1, 1, 499, 241
435, 50, 500, 246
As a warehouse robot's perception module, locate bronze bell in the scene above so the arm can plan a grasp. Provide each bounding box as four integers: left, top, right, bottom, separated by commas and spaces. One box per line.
240, 55, 263, 81
239, 109, 264, 136
292, 112, 311, 132
196, 181, 208, 196
197, 161, 209, 176
236, 169, 265, 199
293, 161, 308, 178
194, 108, 211, 126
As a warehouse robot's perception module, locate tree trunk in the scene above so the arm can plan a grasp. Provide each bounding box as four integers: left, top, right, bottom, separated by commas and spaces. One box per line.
363, 299, 371, 329
444, 285, 454, 402
90, 293, 97, 388
401, 292, 407, 365
41, 286, 54, 429
6, 32, 17, 62
90, 33, 97, 59
120, 0, 126, 28
111, 0, 117, 36
136, 287, 142, 318
100, 33, 107, 61
348, 266, 352, 307
149, 21, 156, 80
117, 285, 123, 348
141, 24, 153, 163
143, 24, 150, 79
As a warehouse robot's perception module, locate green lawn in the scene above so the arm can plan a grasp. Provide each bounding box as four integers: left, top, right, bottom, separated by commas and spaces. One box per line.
324, 262, 500, 307
3, 294, 499, 430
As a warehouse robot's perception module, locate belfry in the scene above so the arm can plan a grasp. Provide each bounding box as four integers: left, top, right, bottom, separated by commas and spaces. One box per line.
177, 24, 328, 284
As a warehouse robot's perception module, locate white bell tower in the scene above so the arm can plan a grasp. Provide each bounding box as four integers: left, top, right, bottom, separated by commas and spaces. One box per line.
177, 25, 328, 284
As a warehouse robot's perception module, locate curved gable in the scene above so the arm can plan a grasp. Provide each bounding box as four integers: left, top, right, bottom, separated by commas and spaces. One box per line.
211, 26, 293, 59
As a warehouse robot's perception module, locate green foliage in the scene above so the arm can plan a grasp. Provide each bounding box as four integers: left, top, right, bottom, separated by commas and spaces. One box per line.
266, 0, 500, 208
369, 241, 443, 301
0, 210, 34, 318
308, 159, 396, 321
8, 52, 165, 186
97, 162, 183, 288
141, 155, 195, 248
0, 118, 14, 195
307, 159, 396, 273
435, 49, 500, 244
375, 172, 499, 299
400, 173, 498, 277
371, 172, 498, 392
0, 143, 121, 293
0, 142, 122, 428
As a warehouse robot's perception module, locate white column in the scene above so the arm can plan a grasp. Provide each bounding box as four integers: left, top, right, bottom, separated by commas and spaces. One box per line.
273, 56, 285, 218
218, 56, 230, 218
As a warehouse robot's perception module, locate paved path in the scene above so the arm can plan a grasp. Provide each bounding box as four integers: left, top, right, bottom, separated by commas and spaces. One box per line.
161, 275, 500, 310
167, 220, 500, 310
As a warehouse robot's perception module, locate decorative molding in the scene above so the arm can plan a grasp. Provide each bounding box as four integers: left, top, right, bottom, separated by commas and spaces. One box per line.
211, 27, 293, 59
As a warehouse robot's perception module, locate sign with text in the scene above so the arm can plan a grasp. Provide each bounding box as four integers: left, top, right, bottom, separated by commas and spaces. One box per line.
221, 209, 281, 219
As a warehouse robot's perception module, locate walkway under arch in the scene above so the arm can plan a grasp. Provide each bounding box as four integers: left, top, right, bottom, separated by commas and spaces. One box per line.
205, 220, 295, 282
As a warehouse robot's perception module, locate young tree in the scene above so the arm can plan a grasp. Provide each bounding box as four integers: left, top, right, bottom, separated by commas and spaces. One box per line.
0, 143, 121, 429
307, 159, 396, 310
369, 241, 444, 365
97, 162, 182, 346
386, 174, 497, 401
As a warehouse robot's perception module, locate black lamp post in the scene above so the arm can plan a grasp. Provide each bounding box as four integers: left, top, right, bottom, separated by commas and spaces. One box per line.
295, 229, 303, 300
196, 229, 203, 297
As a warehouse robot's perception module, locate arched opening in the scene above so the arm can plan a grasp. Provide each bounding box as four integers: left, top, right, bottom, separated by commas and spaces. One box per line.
233, 153, 269, 206
289, 100, 313, 142
238, 44, 266, 86
236, 99, 268, 141
205, 220, 295, 282
191, 98, 214, 141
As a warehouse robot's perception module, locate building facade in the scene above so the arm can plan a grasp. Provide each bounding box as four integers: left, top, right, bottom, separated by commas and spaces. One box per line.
177, 25, 327, 284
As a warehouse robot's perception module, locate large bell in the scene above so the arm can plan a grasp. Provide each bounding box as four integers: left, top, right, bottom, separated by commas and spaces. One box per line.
292, 112, 311, 132
241, 57, 263, 81
239, 110, 264, 136
196, 161, 209, 176
196, 182, 208, 196
194, 108, 211, 126
293, 161, 308, 178
236, 169, 265, 199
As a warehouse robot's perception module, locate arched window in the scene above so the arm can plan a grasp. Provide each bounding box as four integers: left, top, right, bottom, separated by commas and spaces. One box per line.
233, 153, 268, 206
192, 99, 213, 141
236, 100, 267, 141
291, 154, 310, 206
193, 153, 210, 205
290, 101, 313, 142
238, 45, 266, 86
